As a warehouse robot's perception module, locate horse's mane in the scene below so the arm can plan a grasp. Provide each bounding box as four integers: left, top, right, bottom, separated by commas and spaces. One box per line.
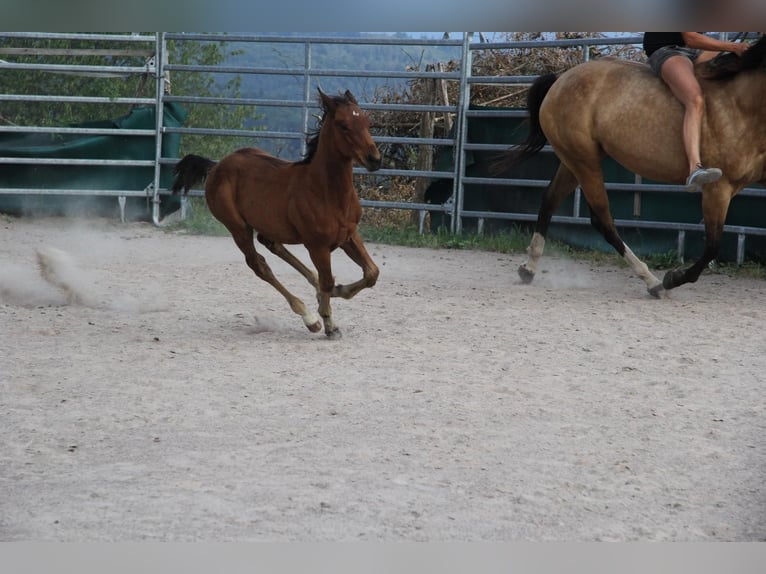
299, 127, 321, 165
299, 91, 355, 164
702, 35, 766, 81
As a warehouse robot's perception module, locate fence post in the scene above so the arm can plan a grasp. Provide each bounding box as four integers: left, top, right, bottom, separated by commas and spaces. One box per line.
451, 32, 473, 234
302, 40, 312, 157
414, 63, 436, 207
152, 32, 166, 225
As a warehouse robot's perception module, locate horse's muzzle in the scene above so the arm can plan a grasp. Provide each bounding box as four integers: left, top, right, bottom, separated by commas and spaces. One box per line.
365, 154, 382, 172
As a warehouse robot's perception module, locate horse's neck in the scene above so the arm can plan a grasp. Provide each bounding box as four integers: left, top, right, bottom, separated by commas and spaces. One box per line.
309, 135, 356, 196
731, 71, 766, 114
706, 71, 766, 182
707, 71, 766, 137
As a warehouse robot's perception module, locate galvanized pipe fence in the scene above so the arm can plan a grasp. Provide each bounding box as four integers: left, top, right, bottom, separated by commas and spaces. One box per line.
1, 32, 764, 264
0, 32, 160, 220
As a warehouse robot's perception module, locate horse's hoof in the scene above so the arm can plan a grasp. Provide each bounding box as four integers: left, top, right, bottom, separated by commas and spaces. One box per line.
306, 320, 322, 333
647, 283, 664, 299
326, 328, 342, 339
518, 265, 535, 284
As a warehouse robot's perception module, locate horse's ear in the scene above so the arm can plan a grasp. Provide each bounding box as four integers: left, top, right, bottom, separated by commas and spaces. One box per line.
344, 90, 358, 105
318, 88, 336, 113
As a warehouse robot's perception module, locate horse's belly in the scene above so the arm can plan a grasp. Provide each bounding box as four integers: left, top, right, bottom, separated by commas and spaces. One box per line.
601, 137, 688, 185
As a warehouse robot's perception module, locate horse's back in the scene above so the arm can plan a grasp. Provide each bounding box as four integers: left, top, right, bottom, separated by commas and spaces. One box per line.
544, 58, 676, 129
216, 147, 290, 173
206, 147, 293, 196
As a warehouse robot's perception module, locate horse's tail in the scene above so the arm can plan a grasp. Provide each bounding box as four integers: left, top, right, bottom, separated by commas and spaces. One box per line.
171, 154, 217, 196
493, 72, 559, 174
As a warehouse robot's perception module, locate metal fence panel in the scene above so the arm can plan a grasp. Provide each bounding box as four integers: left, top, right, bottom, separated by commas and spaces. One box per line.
1, 32, 764, 262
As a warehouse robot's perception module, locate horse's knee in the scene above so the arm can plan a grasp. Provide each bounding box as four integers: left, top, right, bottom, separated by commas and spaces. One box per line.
365, 264, 380, 287
318, 274, 335, 295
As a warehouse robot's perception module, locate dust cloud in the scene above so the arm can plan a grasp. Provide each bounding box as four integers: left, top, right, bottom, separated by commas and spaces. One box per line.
0, 222, 166, 313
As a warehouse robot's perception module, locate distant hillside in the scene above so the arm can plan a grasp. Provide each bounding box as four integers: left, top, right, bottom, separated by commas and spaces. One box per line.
220, 32, 459, 157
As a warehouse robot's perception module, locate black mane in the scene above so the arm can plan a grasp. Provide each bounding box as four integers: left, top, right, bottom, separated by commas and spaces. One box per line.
299, 126, 321, 165
704, 35, 766, 81
299, 91, 355, 164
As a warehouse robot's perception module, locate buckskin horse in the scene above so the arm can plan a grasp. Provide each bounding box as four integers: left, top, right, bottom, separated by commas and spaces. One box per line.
172, 89, 381, 337
501, 35, 766, 297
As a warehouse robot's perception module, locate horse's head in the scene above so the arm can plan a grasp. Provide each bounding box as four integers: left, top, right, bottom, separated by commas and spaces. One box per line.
318, 88, 381, 172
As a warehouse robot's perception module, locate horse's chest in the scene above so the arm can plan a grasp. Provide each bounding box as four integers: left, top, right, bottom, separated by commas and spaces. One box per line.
296, 205, 359, 248
328, 215, 357, 248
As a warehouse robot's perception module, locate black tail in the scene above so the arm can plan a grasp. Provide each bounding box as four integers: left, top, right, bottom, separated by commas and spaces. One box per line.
171, 154, 217, 196
493, 72, 559, 174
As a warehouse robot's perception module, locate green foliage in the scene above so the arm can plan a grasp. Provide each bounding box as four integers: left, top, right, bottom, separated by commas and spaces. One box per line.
0, 35, 154, 126
728, 262, 766, 280
642, 250, 682, 270
360, 224, 532, 253
0, 34, 258, 162
165, 197, 228, 236
706, 260, 766, 280
167, 38, 257, 159
166, 206, 766, 280
222, 34, 461, 158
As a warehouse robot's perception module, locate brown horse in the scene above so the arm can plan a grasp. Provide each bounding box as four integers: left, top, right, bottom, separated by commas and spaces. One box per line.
172, 89, 381, 337
502, 35, 766, 297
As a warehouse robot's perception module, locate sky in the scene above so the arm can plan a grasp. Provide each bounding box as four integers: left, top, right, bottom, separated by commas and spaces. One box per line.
5, 0, 765, 32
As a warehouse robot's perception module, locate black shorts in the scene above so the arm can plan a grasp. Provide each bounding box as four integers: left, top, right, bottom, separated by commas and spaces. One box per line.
648, 45, 701, 75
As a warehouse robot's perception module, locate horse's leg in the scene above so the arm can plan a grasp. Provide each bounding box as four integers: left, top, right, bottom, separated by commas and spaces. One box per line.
256, 234, 319, 290
332, 230, 379, 299
662, 186, 732, 290
574, 166, 664, 297
227, 223, 321, 333
306, 246, 341, 338
519, 164, 579, 283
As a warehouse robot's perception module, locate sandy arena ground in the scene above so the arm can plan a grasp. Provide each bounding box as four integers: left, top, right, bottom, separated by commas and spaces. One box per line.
1, 215, 765, 541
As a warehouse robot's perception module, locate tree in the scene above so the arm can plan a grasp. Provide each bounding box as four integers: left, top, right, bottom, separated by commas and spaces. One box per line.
166, 36, 258, 159
0, 33, 257, 159
0, 34, 149, 127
